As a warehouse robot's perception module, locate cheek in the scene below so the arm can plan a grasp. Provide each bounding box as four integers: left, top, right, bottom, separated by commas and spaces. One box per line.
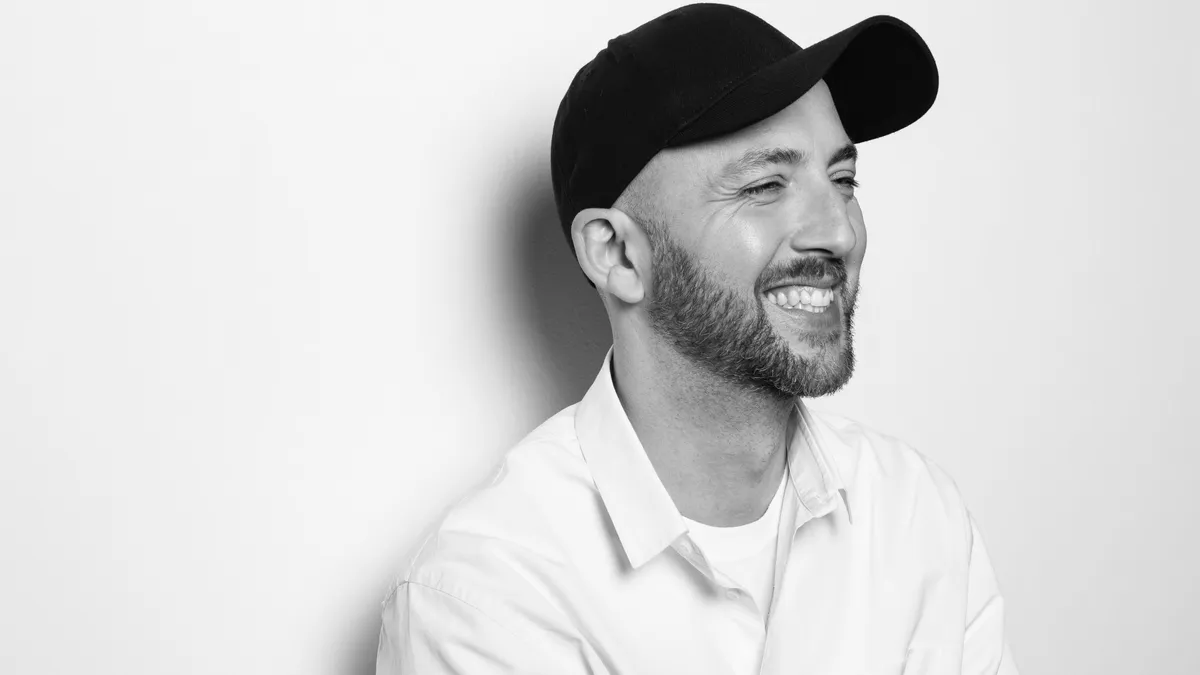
848, 198, 867, 265
703, 226, 775, 282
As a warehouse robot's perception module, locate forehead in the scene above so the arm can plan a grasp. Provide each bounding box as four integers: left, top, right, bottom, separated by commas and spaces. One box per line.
640, 80, 851, 193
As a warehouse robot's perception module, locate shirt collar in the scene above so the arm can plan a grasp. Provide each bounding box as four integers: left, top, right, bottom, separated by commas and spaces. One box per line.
787, 400, 854, 525
574, 347, 853, 570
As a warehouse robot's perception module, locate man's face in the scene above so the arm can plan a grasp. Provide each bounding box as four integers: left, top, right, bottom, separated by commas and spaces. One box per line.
635, 80, 866, 399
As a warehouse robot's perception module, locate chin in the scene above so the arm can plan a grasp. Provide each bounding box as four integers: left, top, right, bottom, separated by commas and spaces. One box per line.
776, 334, 855, 398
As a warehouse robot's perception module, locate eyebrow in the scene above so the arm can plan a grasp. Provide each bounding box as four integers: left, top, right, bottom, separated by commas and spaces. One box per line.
827, 143, 858, 167
719, 147, 802, 181
718, 143, 859, 182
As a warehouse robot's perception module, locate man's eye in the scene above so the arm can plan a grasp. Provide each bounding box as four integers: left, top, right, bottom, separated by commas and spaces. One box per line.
743, 181, 785, 196
834, 177, 860, 191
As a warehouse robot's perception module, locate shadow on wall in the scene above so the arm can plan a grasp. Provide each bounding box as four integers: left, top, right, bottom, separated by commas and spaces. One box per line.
504, 158, 613, 417
345, 156, 611, 675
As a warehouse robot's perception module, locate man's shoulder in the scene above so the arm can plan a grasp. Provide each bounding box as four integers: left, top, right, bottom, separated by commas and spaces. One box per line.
402, 404, 601, 587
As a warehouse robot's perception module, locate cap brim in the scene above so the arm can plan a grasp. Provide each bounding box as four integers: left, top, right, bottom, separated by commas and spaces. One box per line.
669, 15, 938, 145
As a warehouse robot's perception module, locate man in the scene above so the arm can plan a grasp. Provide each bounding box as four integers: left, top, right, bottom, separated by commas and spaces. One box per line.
378, 4, 1017, 674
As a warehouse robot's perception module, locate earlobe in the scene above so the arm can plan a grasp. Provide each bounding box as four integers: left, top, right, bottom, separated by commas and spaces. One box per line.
571, 208, 646, 304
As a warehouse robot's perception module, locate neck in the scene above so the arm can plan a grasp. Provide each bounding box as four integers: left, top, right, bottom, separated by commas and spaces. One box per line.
612, 334, 794, 527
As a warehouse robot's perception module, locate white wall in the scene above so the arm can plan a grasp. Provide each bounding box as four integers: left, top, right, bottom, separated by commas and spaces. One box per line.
2, 0, 1196, 673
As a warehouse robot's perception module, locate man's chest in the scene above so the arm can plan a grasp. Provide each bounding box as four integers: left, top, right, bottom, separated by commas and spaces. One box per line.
562, 513, 970, 675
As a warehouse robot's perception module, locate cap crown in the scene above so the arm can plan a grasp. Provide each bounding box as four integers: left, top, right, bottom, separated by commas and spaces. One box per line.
551, 4, 801, 254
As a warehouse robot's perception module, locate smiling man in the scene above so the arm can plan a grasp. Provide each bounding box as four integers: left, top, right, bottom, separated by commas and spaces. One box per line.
378, 4, 1017, 674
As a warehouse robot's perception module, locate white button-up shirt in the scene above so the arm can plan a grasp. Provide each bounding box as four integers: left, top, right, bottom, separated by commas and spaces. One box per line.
377, 349, 1018, 674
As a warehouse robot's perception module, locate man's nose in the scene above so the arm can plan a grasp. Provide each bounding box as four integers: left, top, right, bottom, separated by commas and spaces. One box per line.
787, 182, 857, 258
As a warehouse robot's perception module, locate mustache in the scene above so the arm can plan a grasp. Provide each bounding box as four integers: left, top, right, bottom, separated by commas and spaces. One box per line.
759, 257, 849, 290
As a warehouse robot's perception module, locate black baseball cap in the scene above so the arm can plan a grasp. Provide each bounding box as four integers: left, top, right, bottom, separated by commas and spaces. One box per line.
550, 3, 939, 257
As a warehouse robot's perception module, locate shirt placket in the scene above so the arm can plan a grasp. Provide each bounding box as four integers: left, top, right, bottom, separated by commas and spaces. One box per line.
760, 444, 843, 673
673, 536, 771, 673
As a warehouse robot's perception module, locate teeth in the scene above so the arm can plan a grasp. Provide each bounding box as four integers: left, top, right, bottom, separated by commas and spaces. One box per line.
767, 285, 835, 311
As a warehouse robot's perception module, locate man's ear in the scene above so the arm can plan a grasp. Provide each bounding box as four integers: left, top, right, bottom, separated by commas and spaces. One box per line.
570, 207, 648, 304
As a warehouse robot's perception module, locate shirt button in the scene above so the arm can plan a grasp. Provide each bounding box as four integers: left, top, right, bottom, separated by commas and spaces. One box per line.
726, 589, 741, 601
679, 541, 694, 555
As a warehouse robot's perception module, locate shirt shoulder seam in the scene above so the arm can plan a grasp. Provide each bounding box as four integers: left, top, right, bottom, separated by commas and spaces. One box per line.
399, 579, 525, 638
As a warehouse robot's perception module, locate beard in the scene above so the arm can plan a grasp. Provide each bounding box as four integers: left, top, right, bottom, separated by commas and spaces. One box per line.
642, 224, 857, 400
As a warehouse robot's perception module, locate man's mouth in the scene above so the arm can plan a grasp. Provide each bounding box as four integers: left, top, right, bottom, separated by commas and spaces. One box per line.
763, 285, 836, 314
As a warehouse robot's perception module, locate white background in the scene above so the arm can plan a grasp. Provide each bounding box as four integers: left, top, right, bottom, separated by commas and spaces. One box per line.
2, 0, 1197, 673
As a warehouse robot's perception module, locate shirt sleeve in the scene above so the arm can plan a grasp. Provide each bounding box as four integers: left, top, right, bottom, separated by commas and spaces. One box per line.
377, 580, 543, 675
962, 516, 1019, 675
376, 578, 612, 675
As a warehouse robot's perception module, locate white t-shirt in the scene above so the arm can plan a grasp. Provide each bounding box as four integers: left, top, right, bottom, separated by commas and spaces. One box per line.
682, 467, 788, 619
